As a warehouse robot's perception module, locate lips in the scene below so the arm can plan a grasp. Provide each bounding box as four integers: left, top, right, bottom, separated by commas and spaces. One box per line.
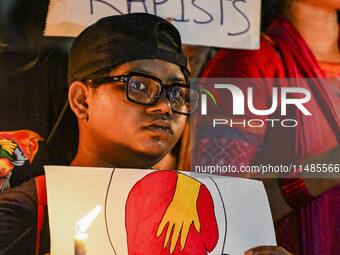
144, 119, 172, 136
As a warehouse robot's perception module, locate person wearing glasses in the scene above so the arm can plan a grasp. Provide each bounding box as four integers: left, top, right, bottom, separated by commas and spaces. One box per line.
0, 13, 291, 255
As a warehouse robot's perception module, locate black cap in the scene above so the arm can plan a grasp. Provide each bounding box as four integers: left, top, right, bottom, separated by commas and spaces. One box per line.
68, 13, 190, 86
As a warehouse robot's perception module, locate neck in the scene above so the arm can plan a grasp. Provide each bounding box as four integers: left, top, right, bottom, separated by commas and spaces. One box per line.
71, 143, 114, 168
71, 140, 162, 169
284, 1, 340, 63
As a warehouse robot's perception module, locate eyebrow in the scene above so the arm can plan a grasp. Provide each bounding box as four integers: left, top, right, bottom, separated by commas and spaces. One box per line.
131, 67, 186, 83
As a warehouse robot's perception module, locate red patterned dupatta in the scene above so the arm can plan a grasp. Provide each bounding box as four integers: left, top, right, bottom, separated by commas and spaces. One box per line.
266, 17, 340, 158
266, 17, 340, 254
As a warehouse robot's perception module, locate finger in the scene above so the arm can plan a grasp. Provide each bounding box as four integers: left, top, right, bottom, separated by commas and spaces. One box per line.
164, 223, 173, 250
170, 223, 181, 254
156, 218, 167, 237
193, 217, 201, 233
180, 221, 190, 250
166, 17, 173, 23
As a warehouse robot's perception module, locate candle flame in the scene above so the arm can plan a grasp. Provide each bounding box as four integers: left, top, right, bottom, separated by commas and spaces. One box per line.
76, 205, 101, 234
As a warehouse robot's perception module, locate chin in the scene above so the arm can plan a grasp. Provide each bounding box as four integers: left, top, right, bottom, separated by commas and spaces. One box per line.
111, 140, 174, 169
129, 148, 169, 169
134, 138, 169, 153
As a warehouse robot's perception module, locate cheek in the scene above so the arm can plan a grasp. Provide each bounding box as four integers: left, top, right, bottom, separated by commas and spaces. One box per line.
308, 0, 340, 9
89, 92, 144, 136
172, 116, 187, 140
89, 89, 127, 122
329, 0, 340, 8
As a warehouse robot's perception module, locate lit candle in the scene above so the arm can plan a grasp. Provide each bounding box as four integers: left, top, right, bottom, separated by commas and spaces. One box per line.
74, 205, 101, 255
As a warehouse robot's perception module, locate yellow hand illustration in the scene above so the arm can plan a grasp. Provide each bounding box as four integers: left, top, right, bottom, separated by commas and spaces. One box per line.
156, 173, 201, 254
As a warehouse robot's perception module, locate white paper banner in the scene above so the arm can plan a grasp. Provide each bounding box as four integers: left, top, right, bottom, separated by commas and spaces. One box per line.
45, 166, 276, 255
45, 0, 261, 49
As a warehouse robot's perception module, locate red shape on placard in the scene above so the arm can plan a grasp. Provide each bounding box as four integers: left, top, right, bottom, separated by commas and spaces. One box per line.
125, 171, 218, 255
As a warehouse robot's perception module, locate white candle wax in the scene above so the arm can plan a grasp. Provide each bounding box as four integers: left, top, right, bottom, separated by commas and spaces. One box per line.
74, 232, 88, 255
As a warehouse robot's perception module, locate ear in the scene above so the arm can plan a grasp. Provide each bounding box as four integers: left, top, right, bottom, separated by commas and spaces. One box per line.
68, 81, 89, 120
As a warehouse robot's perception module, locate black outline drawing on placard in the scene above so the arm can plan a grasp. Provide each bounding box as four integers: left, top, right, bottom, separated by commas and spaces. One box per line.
104, 170, 231, 255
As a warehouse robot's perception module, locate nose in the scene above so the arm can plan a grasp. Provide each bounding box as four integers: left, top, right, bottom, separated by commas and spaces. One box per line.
145, 92, 173, 115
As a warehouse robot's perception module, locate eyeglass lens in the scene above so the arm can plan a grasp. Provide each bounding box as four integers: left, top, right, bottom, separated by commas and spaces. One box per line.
127, 76, 199, 114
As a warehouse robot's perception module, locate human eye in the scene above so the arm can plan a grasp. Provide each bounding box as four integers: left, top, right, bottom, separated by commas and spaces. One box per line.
130, 80, 147, 90
169, 87, 183, 99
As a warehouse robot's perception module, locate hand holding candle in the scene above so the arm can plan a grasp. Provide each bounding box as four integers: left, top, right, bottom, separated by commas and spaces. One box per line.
75, 205, 101, 255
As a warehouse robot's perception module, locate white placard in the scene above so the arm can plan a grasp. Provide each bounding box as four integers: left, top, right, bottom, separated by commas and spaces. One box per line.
45, 0, 261, 49
45, 166, 276, 255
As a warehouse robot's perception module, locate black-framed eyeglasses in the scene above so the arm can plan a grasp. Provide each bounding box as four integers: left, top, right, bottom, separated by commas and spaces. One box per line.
87, 72, 200, 115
